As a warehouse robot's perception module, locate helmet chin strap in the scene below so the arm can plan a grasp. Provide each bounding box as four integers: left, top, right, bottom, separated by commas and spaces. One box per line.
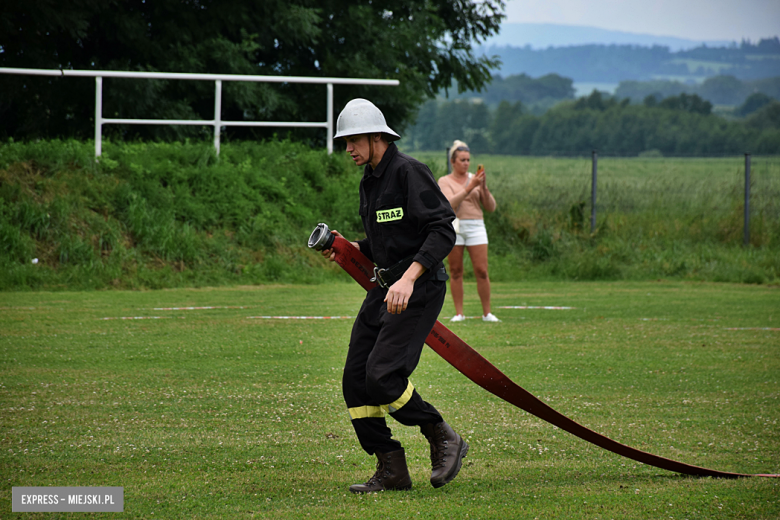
368, 133, 375, 167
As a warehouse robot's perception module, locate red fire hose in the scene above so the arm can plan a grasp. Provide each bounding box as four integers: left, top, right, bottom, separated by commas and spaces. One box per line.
309, 225, 778, 478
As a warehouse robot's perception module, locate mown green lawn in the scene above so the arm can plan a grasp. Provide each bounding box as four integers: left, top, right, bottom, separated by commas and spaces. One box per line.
1, 281, 778, 519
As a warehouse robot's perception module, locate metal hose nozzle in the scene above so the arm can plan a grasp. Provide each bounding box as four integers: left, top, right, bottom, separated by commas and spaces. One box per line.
308, 223, 335, 251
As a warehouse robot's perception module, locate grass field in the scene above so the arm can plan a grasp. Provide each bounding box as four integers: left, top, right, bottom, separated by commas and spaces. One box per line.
2, 280, 779, 519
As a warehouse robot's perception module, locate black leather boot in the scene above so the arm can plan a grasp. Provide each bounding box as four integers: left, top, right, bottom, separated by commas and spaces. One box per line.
349, 449, 413, 493
420, 421, 469, 488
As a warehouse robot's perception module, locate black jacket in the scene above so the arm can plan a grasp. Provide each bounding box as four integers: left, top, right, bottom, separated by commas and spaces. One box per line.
356, 143, 456, 276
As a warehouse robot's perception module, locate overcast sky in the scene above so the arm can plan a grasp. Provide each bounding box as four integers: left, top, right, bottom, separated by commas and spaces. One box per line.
504, 0, 780, 42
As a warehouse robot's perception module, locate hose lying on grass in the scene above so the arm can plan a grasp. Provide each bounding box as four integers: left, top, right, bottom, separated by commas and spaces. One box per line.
308, 223, 778, 479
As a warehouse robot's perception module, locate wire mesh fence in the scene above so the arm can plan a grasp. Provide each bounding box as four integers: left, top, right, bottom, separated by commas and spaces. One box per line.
409, 150, 780, 248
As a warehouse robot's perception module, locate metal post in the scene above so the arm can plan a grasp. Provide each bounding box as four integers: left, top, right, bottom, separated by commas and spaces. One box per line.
95, 77, 103, 157
744, 152, 751, 247
591, 150, 598, 233
446, 148, 451, 173
213, 80, 222, 155
326, 83, 333, 154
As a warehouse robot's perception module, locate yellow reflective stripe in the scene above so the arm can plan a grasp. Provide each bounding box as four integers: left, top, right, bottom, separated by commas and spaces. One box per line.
348, 405, 386, 420
347, 382, 416, 419
387, 381, 415, 413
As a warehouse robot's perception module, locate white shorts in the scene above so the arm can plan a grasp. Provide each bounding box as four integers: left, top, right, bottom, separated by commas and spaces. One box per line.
454, 219, 489, 247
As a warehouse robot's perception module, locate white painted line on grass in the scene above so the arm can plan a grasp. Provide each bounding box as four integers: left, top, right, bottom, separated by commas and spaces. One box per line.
154, 306, 246, 310
247, 315, 354, 320
725, 327, 780, 331
99, 316, 169, 320
498, 306, 575, 310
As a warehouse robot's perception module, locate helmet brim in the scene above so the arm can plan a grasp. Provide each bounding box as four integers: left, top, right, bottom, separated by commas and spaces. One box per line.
334, 129, 400, 141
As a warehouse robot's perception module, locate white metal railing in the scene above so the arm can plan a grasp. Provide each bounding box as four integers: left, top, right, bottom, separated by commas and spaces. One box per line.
0, 67, 400, 156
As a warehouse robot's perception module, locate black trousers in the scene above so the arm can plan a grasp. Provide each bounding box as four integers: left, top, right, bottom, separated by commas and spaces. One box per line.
342, 278, 446, 454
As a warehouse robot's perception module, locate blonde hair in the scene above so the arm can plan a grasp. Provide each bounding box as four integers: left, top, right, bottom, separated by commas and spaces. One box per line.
449, 140, 470, 164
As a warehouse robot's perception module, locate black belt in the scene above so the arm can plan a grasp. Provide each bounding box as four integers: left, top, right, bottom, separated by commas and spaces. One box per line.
370, 256, 449, 289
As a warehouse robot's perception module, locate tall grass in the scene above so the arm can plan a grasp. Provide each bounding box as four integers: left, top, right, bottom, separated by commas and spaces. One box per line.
414, 152, 780, 284
1, 140, 778, 290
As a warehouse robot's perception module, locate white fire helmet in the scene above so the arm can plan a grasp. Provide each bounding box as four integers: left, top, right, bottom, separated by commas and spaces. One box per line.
334, 98, 400, 141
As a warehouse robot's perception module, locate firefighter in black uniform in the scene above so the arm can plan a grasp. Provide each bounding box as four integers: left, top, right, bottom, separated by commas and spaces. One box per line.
320, 98, 469, 493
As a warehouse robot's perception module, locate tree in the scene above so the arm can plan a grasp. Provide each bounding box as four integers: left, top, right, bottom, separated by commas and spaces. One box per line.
0, 0, 505, 143
697, 75, 749, 105
489, 100, 524, 152
643, 94, 660, 107
572, 90, 620, 111
735, 92, 775, 117
745, 101, 780, 131
461, 101, 491, 153
658, 93, 712, 115
478, 73, 574, 105
616, 80, 689, 103
406, 100, 440, 151
429, 99, 492, 153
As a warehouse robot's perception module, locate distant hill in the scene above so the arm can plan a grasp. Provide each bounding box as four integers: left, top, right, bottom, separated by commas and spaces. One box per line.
449, 72, 780, 110
480, 37, 780, 84
615, 76, 780, 106
483, 23, 733, 52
